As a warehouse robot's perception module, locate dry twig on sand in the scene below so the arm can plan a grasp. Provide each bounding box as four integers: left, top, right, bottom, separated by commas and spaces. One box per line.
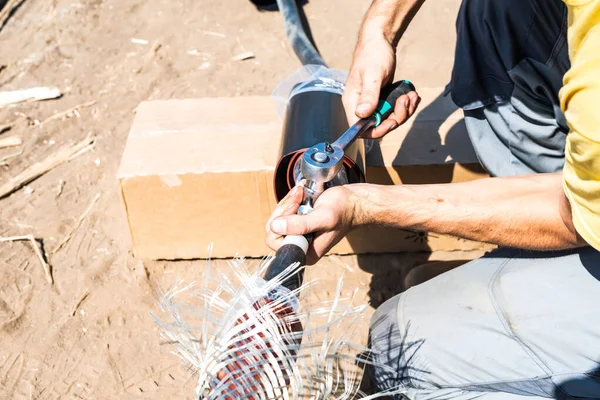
0, 234, 52, 284
0, 136, 22, 148
135, 42, 162, 74
70, 288, 90, 316
0, 135, 94, 200
0, 87, 61, 107
0, 0, 26, 30
55, 179, 65, 198
40, 101, 96, 126
232, 51, 255, 61
0, 122, 13, 133
51, 193, 100, 255
0, 149, 23, 165
14, 111, 37, 126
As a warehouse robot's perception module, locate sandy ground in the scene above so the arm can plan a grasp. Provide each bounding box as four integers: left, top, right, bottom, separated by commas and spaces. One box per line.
0, 0, 482, 398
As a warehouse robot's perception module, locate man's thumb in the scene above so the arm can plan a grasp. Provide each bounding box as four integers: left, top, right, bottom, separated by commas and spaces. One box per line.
356, 71, 382, 118
271, 214, 325, 236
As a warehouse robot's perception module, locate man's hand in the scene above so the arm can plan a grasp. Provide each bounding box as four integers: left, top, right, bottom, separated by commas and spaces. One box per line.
342, 25, 421, 139
266, 173, 585, 265
265, 185, 361, 265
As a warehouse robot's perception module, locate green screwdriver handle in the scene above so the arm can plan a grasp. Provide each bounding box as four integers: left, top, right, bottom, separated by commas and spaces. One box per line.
373, 80, 416, 126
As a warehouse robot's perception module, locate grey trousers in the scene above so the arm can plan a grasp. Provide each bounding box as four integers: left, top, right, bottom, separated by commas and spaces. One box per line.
369, 0, 600, 399
370, 248, 600, 399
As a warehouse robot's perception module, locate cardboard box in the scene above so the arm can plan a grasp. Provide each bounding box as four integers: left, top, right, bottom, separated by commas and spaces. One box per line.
118, 89, 491, 260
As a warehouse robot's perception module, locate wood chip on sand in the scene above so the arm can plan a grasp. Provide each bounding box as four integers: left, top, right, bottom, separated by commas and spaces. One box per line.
0, 234, 52, 284
0, 134, 95, 200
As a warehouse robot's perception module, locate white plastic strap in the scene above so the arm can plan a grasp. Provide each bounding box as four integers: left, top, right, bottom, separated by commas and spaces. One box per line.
282, 235, 309, 254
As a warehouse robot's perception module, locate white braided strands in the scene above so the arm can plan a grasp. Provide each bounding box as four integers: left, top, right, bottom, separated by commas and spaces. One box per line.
153, 256, 402, 400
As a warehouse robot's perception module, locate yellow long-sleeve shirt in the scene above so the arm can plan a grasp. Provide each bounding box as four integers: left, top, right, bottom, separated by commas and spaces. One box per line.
561, 0, 600, 250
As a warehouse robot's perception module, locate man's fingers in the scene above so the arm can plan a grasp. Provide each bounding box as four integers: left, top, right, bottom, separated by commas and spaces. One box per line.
305, 232, 340, 265
407, 91, 421, 116
270, 210, 333, 237
394, 91, 420, 121
265, 231, 285, 251
265, 186, 303, 251
393, 94, 410, 125
356, 69, 382, 118
283, 185, 303, 209
270, 215, 310, 237
362, 91, 421, 139
368, 118, 399, 139
265, 186, 303, 234
342, 74, 362, 126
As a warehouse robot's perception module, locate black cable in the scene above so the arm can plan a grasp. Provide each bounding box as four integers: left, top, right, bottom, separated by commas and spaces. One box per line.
276, 0, 326, 66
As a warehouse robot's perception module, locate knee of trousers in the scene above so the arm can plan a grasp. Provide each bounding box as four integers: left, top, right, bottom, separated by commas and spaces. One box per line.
368, 295, 407, 393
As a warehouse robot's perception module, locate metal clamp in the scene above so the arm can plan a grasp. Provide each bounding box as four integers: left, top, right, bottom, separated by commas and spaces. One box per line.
298, 117, 377, 213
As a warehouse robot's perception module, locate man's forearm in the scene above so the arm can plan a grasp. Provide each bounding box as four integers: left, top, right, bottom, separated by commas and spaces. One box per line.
359, 0, 426, 46
350, 173, 585, 249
